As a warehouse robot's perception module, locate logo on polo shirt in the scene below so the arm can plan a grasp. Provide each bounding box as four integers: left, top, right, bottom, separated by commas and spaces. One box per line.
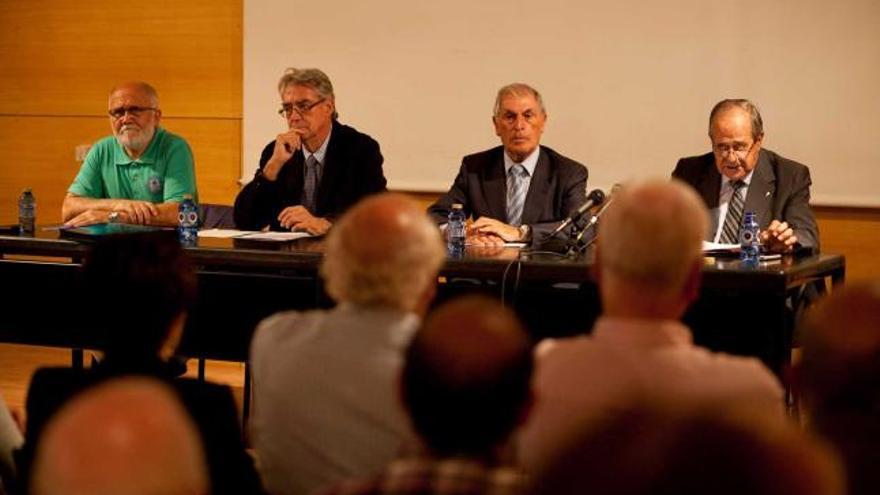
148, 175, 163, 194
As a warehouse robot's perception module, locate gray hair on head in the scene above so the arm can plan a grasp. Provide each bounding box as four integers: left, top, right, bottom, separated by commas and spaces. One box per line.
278, 67, 338, 120
493, 83, 546, 118
709, 99, 764, 140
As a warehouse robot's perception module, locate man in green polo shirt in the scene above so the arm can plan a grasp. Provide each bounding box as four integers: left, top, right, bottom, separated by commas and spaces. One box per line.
62, 82, 198, 227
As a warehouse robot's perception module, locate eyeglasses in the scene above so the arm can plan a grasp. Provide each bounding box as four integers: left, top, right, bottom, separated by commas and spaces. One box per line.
108, 106, 156, 120
278, 98, 326, 118
712, 141, 756, 158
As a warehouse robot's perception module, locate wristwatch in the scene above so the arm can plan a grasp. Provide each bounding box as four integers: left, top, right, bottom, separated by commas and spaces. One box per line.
107, 211, 121, 224
518, 224, 532, 242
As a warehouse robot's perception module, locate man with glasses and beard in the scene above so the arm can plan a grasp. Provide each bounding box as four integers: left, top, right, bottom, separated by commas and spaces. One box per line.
234, 67, 387, 235
672, 99, 818, 253
62, 81, 198, 227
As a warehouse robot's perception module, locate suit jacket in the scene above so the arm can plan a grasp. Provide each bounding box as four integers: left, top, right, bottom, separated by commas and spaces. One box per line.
427, 146, 588, 242
672, 148, 819, 251
16, 358, 264, 494
234, 121, 387, 231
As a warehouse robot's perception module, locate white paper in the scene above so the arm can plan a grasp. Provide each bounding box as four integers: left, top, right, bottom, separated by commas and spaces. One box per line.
702, 241, 740, 252
198, 229, 253, 238
238, 231, 313, 241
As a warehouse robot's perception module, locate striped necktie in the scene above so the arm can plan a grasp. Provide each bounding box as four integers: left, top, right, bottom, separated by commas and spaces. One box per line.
506, 163, 528, 227
719, 180, 746, 244
302, 155, 320, 213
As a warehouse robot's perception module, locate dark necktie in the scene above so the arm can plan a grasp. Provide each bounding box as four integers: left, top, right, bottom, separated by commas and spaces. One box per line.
720, 180, 746, 244
302, 155, 320, 213
506, 164, 528, 227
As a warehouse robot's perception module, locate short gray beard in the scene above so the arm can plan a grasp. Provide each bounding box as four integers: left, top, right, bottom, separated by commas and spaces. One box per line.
116, 125, 156, 156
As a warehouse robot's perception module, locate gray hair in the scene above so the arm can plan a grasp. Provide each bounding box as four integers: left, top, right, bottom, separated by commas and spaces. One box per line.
599, 179, 708, 291
278, 67, 338, 120
320, 194, 445, 312
709, 99, 764, 140
493, 83, 546, 117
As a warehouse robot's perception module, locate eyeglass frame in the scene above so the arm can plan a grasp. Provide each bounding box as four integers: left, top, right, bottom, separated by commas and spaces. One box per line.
712, 140, 758, 158
278, 98, 326, 118
108, 106, 158, 120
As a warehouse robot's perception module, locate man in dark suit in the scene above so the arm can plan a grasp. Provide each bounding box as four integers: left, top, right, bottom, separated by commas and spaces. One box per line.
234, 67, 387, 234
428, 83, 588, 245
672, 99, 818, 253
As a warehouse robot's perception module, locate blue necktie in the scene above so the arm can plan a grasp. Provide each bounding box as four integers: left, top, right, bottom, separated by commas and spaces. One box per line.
506, 164, 528, 227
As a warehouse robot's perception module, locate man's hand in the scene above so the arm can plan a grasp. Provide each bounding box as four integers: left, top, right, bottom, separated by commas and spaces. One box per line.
278, 205, 331, 235
111, 199, 159, 224
64, 209, 125, 228
263, 129, 305, 181
471, 217, 523, 242
760, 219, 798, 253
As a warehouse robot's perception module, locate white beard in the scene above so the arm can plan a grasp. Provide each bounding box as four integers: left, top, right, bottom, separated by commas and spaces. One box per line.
116, 125, 156, 155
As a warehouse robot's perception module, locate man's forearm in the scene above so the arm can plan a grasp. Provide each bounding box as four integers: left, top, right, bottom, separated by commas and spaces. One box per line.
62, 195, 116, 222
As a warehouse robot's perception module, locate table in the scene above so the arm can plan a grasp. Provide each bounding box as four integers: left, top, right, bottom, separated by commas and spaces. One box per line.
0, 230, 845, 377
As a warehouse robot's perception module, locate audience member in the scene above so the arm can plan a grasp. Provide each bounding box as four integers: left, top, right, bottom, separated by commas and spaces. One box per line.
30, 377, 209, 495
0, 393, 22, 494
18, 232, 262, 494
249, 193, 445, 494
428, 83, 588, 245
672, 98, 818, 253
797, 281, 880, 495
529, 403, 843, 495
518, 179, 784, 470
321, 295, 533, 495
234, 67, 387, 234
62, 81, 198, 227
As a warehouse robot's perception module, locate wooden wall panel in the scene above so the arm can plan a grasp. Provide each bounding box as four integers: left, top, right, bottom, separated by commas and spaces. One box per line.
0, 0, 242, 118
815, 207, 880, 283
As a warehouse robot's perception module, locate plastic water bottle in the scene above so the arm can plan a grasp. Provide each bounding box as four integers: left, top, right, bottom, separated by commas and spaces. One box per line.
739, 211, 760, 265
447, 203, 466, 256
18, 188, 35, 235
177, 194, 199, 246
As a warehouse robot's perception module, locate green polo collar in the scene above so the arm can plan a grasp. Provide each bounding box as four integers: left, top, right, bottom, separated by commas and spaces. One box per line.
113, 127, 166, 166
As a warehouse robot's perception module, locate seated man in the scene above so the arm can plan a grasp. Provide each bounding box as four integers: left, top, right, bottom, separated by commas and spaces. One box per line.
428, 83, 588, 246
17, 233, 263, 494
518, 179, 784, 471
672, 98, 819, 253
30, 377, 210, 495
250, 193, 445, 494
234, 67, 387, 234
321, 296, 533, 494
62, 81, 198, 227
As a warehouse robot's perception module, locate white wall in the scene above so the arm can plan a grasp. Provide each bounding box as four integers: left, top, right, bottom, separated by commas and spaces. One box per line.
244, 0, 880, 206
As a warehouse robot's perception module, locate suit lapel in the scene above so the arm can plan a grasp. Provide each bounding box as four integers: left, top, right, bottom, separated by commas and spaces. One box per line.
481, 149, 508, 221
521, 148, 551, 225
314, 123, 339, 213
744, 150, 775, 229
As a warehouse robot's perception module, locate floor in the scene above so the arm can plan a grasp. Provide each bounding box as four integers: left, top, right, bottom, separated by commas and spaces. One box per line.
0, 343, 248, 428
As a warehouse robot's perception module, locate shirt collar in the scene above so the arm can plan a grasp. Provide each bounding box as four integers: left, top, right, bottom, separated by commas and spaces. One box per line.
503, 146, 540, 176
721, 168, 755, 190
304, 125, 332, 164
113, 127, 164, 166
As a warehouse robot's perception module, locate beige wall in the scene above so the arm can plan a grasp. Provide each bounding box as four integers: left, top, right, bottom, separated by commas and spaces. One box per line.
0, 0, 242, 225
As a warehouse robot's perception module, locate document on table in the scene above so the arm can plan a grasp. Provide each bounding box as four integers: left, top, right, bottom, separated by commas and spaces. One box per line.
198, 229, 313, 241
702, 241, 739, 255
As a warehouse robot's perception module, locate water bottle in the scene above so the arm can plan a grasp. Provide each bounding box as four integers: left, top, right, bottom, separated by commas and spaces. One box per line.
177, 194, 199, 246
18, 188, 35, 235
447, 203, 466, 256
739, 211, 759, 265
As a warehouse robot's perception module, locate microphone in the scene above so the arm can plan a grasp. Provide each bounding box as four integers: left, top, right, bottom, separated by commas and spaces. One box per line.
549, 189, 606, 237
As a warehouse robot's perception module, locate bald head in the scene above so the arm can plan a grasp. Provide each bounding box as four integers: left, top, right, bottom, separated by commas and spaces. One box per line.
31, 378, 208, 495
598, 179, 708, 316
403, 295, 533, 455
109, 81, 159, 107
320, 193, 445, 311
